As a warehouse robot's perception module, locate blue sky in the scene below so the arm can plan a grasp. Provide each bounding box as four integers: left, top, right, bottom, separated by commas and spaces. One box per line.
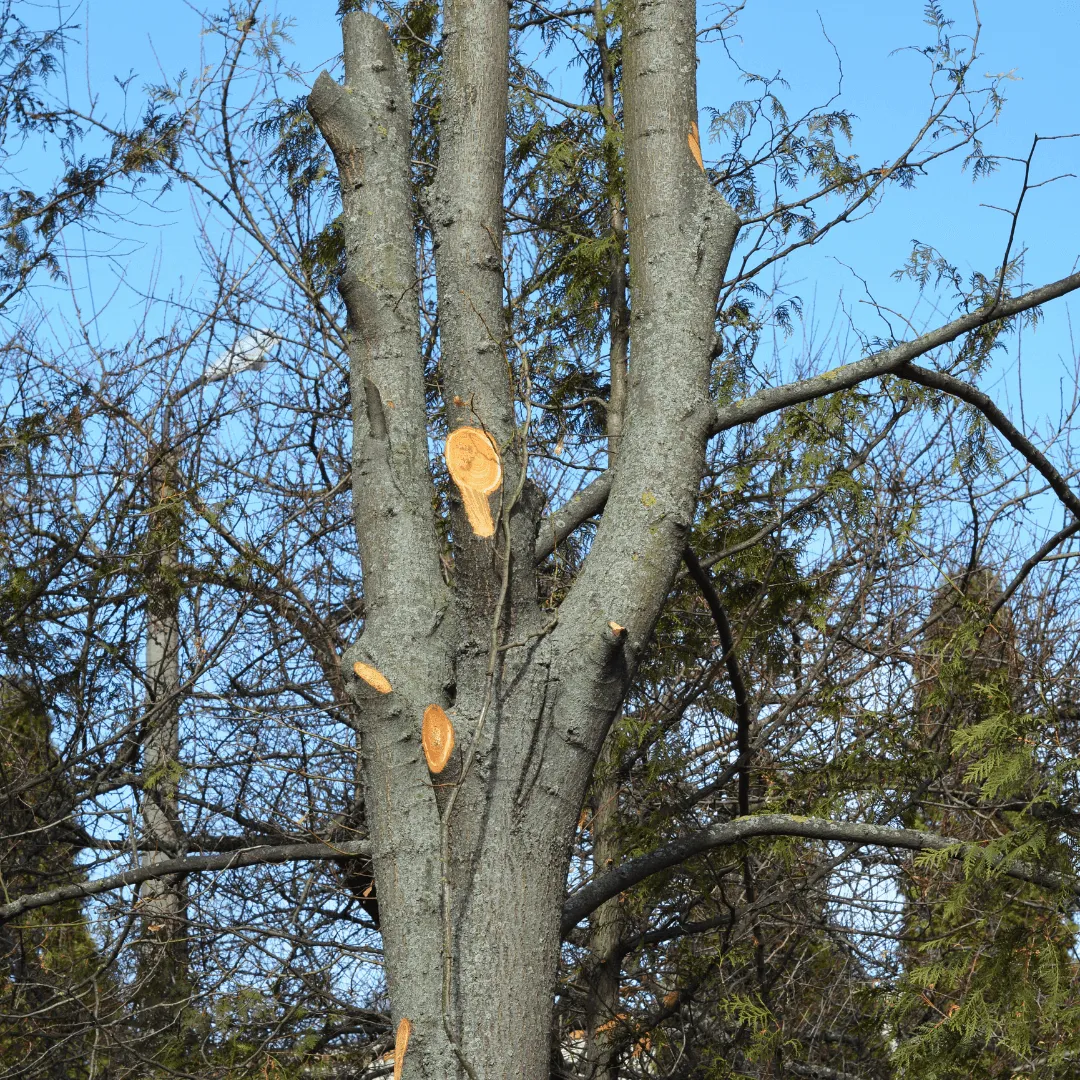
28, 1, 1080, 437
694, 1, 1080, 426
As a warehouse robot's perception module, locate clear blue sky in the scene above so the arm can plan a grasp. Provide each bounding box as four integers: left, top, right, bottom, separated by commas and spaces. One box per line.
692, 1, 1080, 429
32, 1, 1080, 434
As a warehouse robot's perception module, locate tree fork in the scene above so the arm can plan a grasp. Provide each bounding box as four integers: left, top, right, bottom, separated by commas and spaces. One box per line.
305, 2, 744, 1076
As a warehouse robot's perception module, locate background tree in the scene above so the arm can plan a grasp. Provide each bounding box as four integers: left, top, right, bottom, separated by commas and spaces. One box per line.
0, 678, 107, 1077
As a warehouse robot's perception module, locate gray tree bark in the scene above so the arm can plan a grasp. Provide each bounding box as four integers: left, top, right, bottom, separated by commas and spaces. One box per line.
138, 434, 192, 1018
309, 2, 737, 1076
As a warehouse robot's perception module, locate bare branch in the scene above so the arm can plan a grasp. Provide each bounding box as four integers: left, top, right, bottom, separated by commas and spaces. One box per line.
682, 545, 751, 816
709, 270, 1080, 436
993, 519, 1080, 617
535, 469, 613, 562
0, 840, 371, 925
896, 361, 1080, 520
561, 814, 1069, 933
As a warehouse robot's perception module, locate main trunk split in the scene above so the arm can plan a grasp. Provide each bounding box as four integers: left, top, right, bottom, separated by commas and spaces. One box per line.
309, 1, 738, 1075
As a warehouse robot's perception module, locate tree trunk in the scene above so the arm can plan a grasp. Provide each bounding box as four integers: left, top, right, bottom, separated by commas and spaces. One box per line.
308, 2, 738, 1076
138, 438, 191, 1018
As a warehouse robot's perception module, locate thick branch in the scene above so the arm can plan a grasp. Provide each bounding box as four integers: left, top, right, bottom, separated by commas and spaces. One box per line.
434, 0, 513, 444
539, 276, 1080, 557
308, 14, 446, 636
552, 0, 739, 736
535, 470, 613, 562
560, 814, 1068, 933
0, 840, 371, 924
710, 271, 1080, 436
433, 0, 542, 630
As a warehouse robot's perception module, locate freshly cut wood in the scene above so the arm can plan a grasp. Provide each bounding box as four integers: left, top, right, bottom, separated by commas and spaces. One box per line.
353, 661, 392, 694
445, 426, 502, 538
422, 704, 455, 773
688, 121, 704, 171
393, 1017, 411, 1080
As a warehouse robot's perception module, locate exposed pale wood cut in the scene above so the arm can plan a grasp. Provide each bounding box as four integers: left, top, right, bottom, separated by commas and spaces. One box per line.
393, 1017, 411, 1080
422, 704, 455, 773
353, 661, 392, 694
688, 121, 704, 171
445, 426, 502, 538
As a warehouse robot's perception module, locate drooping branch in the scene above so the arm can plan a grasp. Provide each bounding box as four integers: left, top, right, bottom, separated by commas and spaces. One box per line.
896, 360, 1080, 520
0, 840, 371, 924
683, 546, 769, 997
682, 545, 751, 816
560, 814, 1070, 933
